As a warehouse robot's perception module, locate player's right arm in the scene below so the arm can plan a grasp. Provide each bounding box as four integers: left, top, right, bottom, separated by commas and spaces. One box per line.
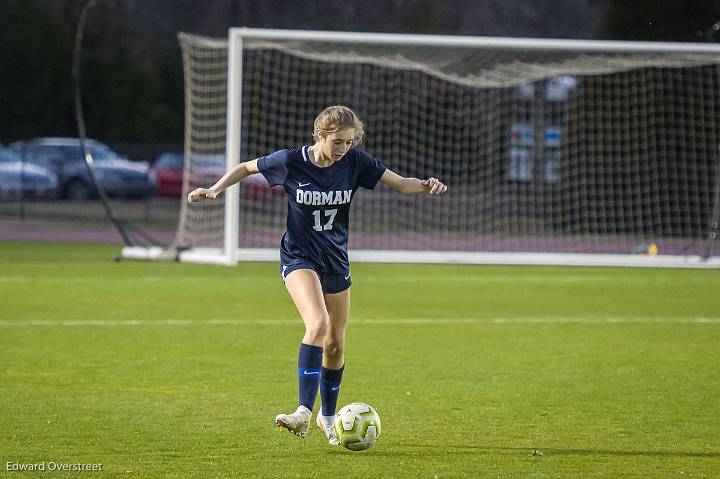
187, 159, 259, 203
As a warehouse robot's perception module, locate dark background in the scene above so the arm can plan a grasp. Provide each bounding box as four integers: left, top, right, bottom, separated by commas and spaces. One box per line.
2, 0, 720, 160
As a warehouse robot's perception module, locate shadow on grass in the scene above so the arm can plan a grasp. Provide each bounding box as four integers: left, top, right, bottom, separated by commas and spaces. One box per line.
384, 445, 720, 459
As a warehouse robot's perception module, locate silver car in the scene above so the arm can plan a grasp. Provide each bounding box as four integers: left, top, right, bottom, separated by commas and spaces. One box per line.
10, 137, 155, 200
0, 147, 58, 200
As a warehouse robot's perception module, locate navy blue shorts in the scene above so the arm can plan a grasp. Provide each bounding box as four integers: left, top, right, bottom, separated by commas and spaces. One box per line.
280, 259, 351, 294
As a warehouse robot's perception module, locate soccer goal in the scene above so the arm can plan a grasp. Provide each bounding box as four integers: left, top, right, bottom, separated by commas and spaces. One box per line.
123, 28, 720, 268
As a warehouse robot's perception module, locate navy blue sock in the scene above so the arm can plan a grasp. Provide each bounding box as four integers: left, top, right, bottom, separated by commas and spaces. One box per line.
320, 365, 345, 416
297, 343, 323, 411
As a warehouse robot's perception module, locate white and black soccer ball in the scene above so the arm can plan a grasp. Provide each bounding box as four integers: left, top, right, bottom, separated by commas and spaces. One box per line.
333, 402, 381, 451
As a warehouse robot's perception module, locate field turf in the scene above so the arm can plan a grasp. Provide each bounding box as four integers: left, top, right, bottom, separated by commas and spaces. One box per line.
0, 241, 718, 478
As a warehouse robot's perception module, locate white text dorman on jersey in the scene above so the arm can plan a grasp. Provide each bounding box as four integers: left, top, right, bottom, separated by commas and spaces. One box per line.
296, 188, 353, 206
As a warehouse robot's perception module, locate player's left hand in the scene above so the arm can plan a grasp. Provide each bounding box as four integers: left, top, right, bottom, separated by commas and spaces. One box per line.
421, 177, 447, 195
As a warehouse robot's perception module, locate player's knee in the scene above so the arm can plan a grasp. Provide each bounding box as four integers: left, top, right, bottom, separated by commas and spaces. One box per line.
323, 336, 345, 359
304, 314, 330, 341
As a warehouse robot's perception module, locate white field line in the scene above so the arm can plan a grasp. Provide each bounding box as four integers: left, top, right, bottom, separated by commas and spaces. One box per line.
0, 275, 709, 284
0, 317, 718, 327
0, 276, 277, 283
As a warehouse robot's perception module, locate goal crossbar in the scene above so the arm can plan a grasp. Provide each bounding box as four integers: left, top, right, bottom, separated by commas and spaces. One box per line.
232, 27, 720, 53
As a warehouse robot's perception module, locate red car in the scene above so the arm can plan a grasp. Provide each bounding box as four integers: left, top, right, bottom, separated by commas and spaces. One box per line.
151, 153, 184, 196
151, 152, 283, 198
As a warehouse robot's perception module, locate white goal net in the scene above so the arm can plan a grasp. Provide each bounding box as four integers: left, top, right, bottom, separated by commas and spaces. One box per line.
125, 29, 720, 267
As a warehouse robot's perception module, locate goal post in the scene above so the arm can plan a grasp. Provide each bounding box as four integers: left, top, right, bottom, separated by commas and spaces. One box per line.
124, 28, 720, 268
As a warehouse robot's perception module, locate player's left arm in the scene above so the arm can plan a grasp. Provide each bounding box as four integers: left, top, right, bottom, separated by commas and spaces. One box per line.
380, 169, 447, 195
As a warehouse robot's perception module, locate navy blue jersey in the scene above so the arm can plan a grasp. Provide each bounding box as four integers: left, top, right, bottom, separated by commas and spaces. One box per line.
257, 146, 386, 273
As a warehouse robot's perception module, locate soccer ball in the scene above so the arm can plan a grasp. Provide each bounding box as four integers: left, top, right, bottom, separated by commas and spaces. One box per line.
333, 402, 382, 451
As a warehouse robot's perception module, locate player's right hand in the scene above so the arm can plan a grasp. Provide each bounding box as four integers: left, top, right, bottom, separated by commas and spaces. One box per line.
187, 188, 217, 204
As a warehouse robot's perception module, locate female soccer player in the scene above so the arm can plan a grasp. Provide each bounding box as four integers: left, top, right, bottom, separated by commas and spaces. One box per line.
188, 106, 447, 445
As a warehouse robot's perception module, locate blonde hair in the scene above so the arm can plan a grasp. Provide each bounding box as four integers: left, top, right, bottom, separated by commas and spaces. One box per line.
312, 105, 365, 144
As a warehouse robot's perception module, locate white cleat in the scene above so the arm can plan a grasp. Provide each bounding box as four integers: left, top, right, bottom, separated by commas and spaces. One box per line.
316, 413, 339, 446
275, 405, 311, 438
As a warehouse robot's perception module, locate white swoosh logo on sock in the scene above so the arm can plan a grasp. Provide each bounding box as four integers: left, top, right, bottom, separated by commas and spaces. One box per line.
303, 371, 320, 375
331, 386, 340, 391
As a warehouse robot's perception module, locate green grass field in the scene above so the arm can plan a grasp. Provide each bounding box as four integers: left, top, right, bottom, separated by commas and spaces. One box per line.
1, 241, 719, 478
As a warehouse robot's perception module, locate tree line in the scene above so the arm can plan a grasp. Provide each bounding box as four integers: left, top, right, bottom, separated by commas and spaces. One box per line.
1, 0, 719, 153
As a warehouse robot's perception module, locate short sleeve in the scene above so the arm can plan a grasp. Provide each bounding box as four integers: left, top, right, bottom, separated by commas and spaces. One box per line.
355, 149, 387, 190
257, 149, 290, 187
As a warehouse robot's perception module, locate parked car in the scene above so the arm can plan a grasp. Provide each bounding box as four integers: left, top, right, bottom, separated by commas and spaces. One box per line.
10, 137, 155, 201
150, 152, 184, 197
151, 152, 283, 198
0, 147, 58, 200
